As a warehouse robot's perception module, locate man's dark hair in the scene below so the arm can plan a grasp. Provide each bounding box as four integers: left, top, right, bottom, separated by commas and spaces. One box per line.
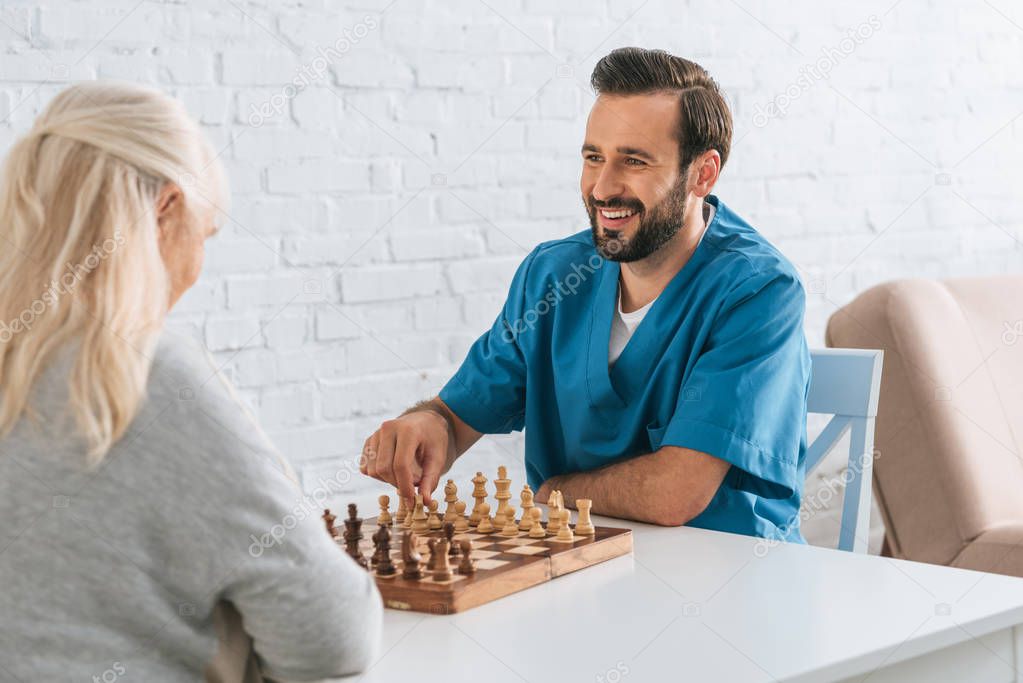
590, 47, 733, 172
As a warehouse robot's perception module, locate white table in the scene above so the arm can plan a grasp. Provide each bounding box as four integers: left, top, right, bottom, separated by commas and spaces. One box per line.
339, 515, 1023, 683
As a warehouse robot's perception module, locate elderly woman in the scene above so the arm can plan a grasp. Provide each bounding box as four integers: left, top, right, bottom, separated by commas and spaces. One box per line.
0, 82, 381, 681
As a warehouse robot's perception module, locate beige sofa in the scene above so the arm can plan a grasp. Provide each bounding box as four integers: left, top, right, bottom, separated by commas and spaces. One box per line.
826, 276, 1023, 575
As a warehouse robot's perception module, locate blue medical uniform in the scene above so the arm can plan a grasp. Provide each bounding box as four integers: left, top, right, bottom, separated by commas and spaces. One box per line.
439, 195, 811, 542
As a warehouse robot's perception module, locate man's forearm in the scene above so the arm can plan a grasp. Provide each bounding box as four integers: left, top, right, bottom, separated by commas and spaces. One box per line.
538, 446, 730, 527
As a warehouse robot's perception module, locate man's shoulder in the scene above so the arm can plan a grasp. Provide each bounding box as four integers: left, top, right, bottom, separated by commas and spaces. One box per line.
531, 230, 599, 264
702, 197, 803, 292
516, 230, 605, 285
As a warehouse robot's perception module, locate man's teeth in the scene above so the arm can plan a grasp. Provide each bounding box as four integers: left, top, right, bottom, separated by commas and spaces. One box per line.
600, 209, 636, 219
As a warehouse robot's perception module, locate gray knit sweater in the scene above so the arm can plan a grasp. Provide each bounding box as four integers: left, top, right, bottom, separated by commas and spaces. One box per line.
0, 332, 382, 681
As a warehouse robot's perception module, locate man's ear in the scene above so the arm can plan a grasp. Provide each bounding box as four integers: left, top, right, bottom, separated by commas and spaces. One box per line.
689, 150, 721, 199
155, 183, 182, 232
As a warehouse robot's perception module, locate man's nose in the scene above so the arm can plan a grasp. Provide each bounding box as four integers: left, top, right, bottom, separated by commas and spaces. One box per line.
591, 164, 625, 202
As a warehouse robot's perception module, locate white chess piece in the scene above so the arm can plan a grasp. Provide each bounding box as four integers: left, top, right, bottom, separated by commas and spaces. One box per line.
556, 509, 574, 542
378, 494, 392, 526
500, 505, 518, 537
453, 500, 469, 532
575, 498, 595, 536
443, 479, 458, 521
518, 485, 535, 531
477, 503, 494, 533
528, 507, 545, 538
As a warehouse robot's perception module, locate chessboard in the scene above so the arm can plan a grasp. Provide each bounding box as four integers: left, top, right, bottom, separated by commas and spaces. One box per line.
349, 516, 633, 614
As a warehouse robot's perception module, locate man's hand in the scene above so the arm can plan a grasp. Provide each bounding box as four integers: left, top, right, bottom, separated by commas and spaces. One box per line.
360, 408, 455, 506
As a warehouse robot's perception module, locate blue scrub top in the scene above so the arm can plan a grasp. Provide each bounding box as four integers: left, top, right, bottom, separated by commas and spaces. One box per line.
439, 195, 811, 542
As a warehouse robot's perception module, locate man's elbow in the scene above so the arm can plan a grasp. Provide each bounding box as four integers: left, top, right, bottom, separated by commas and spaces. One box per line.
649, 494, 712, 527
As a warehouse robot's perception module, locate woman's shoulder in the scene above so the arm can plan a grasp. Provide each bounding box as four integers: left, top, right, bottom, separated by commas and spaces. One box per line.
122, 329, 294, 484
147, 329, 221, 391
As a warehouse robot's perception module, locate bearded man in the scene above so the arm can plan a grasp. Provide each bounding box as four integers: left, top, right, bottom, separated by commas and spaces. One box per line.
360, 47, 811, 542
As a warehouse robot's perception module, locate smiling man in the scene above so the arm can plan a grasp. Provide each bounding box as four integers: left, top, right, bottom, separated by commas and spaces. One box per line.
361, 47, 811, 542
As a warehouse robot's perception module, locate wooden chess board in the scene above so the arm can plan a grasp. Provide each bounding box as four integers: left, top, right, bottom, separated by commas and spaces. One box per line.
345, 517, 633, 614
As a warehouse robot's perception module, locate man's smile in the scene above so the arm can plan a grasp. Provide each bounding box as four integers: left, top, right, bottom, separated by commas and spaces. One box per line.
598, 207, 639, 230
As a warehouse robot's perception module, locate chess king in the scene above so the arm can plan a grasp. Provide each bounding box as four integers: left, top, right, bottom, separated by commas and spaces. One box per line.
361, 47, 811, 543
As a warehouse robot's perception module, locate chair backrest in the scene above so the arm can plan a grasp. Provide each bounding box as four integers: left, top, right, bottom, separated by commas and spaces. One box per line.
806, 348, 884, 553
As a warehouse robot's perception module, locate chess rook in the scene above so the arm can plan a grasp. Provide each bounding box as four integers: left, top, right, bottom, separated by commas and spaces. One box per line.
575, 499, 595, 536
433, 539, 453, 581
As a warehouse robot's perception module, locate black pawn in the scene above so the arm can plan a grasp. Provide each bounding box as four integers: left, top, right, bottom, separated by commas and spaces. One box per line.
426, 538, 439, 571
374, 525, 396, 576
444, 522, 460, 558
401, 531, 423, 580
457, 540, 476, 576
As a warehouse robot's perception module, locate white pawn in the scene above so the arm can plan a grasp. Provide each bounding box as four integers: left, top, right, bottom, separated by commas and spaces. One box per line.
500, 505, 518, 537
556, 509, 574, 542
377, 494, 392, 526
453, 500, 470, 532
410, 494, 429, 532
428, 499, 442, 530
476, 503, 494, 533
528, 507, 545, 538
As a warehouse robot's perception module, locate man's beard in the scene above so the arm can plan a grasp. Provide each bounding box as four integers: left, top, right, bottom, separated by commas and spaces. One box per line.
586, 176, 688, 262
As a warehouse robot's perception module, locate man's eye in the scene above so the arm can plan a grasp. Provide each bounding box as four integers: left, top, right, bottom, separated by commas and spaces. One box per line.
585, 154, 603, 162
625, 158, 646, 166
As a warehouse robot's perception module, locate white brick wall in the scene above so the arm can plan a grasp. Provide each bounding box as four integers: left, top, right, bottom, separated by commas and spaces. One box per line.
3, 0, 1021, 551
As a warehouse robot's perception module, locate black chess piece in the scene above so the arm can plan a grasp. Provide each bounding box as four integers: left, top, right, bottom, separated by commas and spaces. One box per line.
457, 540, 475, 576
323, 509, 339, 540
374, 525, 396, 576
343, 503, 369, 569
426, 538, 439, 571
370, 525, 387, 567
443, 522, 460, 558
401, 531, 422, 580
